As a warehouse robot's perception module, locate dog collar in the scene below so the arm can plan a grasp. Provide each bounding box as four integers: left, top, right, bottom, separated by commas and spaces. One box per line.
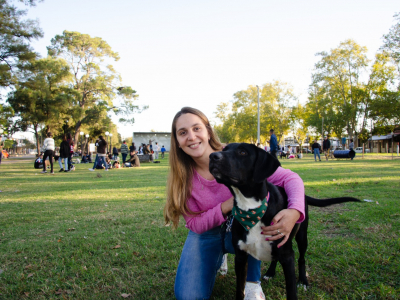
232, 192, 269, 231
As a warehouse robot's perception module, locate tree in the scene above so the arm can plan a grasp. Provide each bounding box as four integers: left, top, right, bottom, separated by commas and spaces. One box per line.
381, 12, 400, 75
309, 40, 370, 145
0, 0, 43, 88
7, 56, 72, 153
47, 31, 146, 150
215, 81, 296, 143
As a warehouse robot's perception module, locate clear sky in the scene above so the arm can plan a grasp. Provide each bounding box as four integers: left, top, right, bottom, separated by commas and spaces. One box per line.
23, 0, 399, 139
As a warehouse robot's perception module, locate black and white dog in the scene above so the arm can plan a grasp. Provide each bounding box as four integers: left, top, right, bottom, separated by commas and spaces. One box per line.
209, 143, 360, 300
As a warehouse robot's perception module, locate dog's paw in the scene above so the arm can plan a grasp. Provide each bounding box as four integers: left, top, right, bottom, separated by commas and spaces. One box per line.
262, 275, 273, 281
297, 283, 308, 291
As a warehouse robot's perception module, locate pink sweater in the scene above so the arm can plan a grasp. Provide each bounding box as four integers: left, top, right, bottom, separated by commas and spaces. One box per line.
184, 167, 305, 234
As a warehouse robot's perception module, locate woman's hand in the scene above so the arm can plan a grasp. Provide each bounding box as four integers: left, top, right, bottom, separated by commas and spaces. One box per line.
261, 209, 301, 248
221, 197, 234, 217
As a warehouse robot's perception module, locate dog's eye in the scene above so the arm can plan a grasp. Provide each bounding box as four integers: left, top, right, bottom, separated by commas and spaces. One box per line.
239, 150, 247, 156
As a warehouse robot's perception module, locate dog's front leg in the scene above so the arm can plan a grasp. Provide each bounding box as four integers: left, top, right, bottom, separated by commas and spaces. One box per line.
279, 251, 298, 300
234, 249, 248, 300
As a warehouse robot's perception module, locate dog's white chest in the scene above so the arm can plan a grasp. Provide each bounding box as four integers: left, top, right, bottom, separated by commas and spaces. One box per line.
237, 222, 273, 262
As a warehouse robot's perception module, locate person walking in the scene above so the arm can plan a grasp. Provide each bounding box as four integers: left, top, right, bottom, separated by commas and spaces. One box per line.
312, 140, 322, 161
112, 146, 119, 160
322, 136, 331, 161
58, 135, 70, 172
161, 145, 166, 158
154, 142, 160, 159
268, 129, 278, 159
89, 135, 108, 171
164, 107, 305, 300
41, 132, 55, 174
120, 141, 129, 163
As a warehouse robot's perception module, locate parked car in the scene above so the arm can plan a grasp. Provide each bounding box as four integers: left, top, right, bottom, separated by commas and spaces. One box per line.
301, 148, 312, 153
354, 147, 370, 153
1, 149, 9, 158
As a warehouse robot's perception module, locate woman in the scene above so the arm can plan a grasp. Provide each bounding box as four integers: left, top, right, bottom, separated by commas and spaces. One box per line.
41, 132, 55, 174
58, 135, 70, 172
312, 140, 321, 162
164, 107, 305, 300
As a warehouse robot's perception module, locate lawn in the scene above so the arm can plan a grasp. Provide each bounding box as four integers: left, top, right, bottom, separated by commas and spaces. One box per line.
0, 153, 399, 299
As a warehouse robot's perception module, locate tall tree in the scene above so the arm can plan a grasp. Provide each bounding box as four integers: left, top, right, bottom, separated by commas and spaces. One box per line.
47, 31, 146, 149
7, 56, 72, 153
309, 40, 370, 143
0, 0, 43, 88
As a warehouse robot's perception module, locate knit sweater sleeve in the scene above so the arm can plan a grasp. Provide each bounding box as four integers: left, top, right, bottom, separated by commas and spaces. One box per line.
267, 167, 305, 223
182, 174, 231, 234
183, 200, 227, 234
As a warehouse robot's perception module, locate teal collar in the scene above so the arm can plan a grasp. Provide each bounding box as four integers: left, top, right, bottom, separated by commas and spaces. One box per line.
232, 192, 270, 231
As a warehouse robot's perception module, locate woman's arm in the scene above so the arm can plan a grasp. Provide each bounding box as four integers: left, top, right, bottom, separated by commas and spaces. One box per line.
261, 167, 305, 247
183, 196, 233, 234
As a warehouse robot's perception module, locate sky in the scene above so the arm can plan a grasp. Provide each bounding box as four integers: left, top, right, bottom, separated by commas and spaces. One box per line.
18, 0, 400, 139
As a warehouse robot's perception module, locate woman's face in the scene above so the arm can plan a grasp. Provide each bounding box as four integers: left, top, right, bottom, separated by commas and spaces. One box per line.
175, 113, 212, 159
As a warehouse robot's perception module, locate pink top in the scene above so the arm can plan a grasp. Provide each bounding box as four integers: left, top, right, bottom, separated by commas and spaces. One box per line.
184, 166, 305, 234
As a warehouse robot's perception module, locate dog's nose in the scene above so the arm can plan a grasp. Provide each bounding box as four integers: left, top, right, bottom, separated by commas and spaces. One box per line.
210, 152, 223, 161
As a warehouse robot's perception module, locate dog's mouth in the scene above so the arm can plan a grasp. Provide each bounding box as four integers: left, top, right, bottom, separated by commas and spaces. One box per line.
210, 167, 239, 184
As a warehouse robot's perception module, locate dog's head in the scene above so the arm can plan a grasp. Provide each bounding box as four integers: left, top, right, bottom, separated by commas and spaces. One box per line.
209, 143, 281, 188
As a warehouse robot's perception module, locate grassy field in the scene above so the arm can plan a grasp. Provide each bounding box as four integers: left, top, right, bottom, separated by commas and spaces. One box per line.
0, 153, 399, 299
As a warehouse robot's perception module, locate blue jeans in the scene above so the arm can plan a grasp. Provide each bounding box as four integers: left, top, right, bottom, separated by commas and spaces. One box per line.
92, 155, 108, 169
314, 148, 321, 161
122, 153, 127, 163
175, 225, 261, 300
58, 157, 68, 170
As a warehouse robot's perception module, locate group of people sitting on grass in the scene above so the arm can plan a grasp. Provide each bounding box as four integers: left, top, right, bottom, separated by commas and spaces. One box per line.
88, 136, 141, 171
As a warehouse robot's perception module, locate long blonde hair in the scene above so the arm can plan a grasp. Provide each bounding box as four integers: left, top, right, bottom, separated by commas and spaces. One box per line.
164, 107, 222, 228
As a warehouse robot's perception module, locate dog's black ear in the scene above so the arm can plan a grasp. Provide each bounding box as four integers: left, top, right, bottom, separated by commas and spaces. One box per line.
253, 149, 281, 183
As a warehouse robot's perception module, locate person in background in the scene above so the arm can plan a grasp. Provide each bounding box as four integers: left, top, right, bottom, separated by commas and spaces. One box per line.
34, 154, 44, 169
161, 145, 166, 159
129, 142, 136, 155
58, 135, 70, 172
113, 160, 121, 168
154, 142, 160, 159
106, 156, 112, 169
323, 136, 331, 161
112, 146, 119, 160
81, 152, 90, 163
120, 140, 129, 163
69, 141, 75, 171
138, 145, 143, 154
107, 151, 112, 160
268, 129, 278, 159
164, 107, 305, 300
312, 140, 322, 162
125, 150, 140, 167
41, 132, 55, 174
349, 139, 354, 160
66, 133, 73, 171
89, 135, 108, 171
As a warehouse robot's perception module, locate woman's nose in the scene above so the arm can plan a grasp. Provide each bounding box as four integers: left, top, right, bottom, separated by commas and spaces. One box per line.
187, 130, 195, 140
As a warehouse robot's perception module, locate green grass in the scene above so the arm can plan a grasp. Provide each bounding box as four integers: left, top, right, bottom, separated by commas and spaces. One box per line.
0, 154, 399, 299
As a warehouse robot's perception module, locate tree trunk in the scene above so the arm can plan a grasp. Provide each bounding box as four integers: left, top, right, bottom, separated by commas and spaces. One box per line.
73, 120, 83, 152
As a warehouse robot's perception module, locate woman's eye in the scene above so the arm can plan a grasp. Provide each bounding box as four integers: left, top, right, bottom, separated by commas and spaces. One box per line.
178, 131, 186, 136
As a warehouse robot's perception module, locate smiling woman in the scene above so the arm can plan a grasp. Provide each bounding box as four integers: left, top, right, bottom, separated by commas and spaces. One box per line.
163, 107, 306, 300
